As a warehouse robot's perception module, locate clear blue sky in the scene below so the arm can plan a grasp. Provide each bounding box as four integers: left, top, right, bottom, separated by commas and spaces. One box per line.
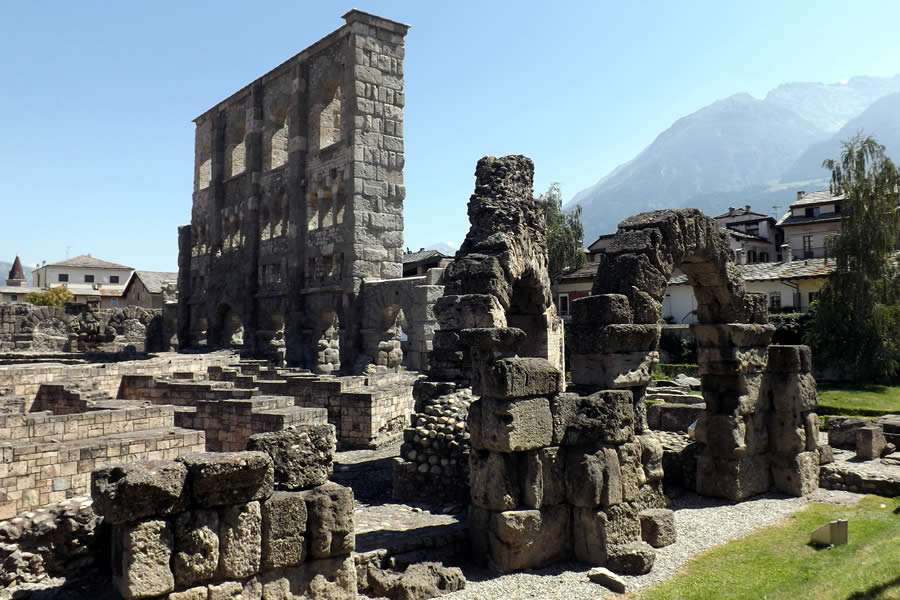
3, 1, 899, 271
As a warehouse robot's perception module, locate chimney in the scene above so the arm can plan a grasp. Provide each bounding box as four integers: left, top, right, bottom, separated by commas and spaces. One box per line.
735, 248, 746, 265
745, 205, 751, 213
728, 206, 735, 216
796, 191, 806, 202
782, 243, 793, 263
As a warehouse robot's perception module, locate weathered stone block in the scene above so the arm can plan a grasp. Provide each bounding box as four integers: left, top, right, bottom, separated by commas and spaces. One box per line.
827, 417, 869, 449
771, 451, 819, 496
114, 519, 174, 600
260, 555, 357, 600
570, 351, 658, 390
247, 424, 335, 491
767, 372, 817, 414
173, 509, 219, 587
694, 414, 748, 458
766, 345, 812, 373
553, 390, 635, 446
588, 567, 626, 594
180, 452, 274, 508
521, 447, 566, 508
639, 508, 676, 548
565, 447, 621, 507
468, 505, 491, 563
433, 294, 506, 330
617, 440, 645, 501
638, 434, 664, 482
607, 541, 655, 575
219, 501, 262, 579
92, 460, 188, 525
488, 506, 570, 572
477, 357, 561, 399
262, 491, 308, 570
692, 323, 774, 349
804, 413, 820, 452
468, 396, 552, 452
696, 453, 769, 501
768, 413, 807, 456
572, 507, 609, 565
570, 293, 633, 325
567, 324, 660, 354
302, 482, 355, 559
168, 587, 208, 600
856, 425, 887, 460
207, 581, 243, 600
469, 450, 520, 511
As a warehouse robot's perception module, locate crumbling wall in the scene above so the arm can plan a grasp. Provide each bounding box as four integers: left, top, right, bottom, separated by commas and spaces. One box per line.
0, 304, 164, 353
574, 209, 819, 500
90, 426, 356, 600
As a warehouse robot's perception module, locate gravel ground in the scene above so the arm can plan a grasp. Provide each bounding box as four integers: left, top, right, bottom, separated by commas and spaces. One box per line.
441, 489, 865, 600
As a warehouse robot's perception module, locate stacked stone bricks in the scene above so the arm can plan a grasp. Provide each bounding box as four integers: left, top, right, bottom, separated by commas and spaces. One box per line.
91, 424, 356, 600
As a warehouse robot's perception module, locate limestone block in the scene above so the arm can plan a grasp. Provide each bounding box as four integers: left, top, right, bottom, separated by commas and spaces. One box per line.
488, 506, 570, 572
827, 417, 869, 449
368, 561, 466, 600
804, 413, 820, 452
567, 324, 660, 355
818, 444, 834, 465
565, 447, 621, 507
521, 447, 566, 508
856, 425, 887, 460
593, 252, 669, 301
638, 434, 664, 482
247, 424, 335, 491
115, 519, 175, 600
207, 581, 242, 600
572, 507, 609, 565
262, 491, 308, 569
696, 453, 769, 501
771, 451, 819, 496
553, 390, 635, 446
767, 372, 817, 414
693, 414, 748, 459
571, 351, 658, 390
260, 555, 357, 600
167, 587, 208, 600
691, 323, 774, 349
639, 508, 676, 548
219, 501, 262, 579
571, 294, 633, 325
302, 482, 355, 559
607, 541, 655, 575
469, 450, 520, 511
173, 509, 219, 587
476, 357, 561, 399
468, 396, 552, 452
768, 414, 807, 456
766, 345, 812, 373
433, 294, 506, 330
180, 452, 274, 508
699, 345, 768, 376
440, 256, 509, 304
588, 567, 626, 594
91, 460, 188, 525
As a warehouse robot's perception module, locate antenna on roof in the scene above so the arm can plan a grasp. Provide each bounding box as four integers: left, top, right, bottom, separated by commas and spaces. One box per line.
771, 205, 780, 218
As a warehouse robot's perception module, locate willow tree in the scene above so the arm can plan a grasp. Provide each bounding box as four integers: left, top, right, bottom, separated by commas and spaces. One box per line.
806, 134, 900, 379
539, 183, 585, 285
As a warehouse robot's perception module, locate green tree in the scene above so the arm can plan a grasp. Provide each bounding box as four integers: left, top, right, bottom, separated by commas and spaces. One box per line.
24, 286, 74, 307
806, 134, 900, 379
539, 183, 586, 284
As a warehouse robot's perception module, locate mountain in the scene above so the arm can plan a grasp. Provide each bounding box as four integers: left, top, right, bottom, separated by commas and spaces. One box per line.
765, 76, 900, 133
569, 93, 825, 241
569, 74, 900, 243
780, 92, 900, 182
423, 242, 459, 256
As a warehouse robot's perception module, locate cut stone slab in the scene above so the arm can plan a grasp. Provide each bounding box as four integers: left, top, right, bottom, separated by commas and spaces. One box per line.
173, 509, 219, 587
588, 567, 627, 594
114, 519, 175, 600
469, 450, 520, 511
553, 390, 635, 446
180, 451, 274, 507
468, 396, 553, 452
810, 519, 848, 546
262, 491, 307, 569
91, 460, 188, 525
219, 501, 262, 579
302, 481, 355, 559
856, 425, 887, 460
488, 506, 570, 572
247, 423, 336, 491
476, 356, 561, 399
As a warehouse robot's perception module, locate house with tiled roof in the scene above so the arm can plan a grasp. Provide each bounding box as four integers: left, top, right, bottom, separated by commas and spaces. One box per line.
776, 190, 844, 259
715, 205, 782, 263
401, 248, 452, 277
31, 254, 132, 308
0, 255, 39, 303
122, 271, 178, 308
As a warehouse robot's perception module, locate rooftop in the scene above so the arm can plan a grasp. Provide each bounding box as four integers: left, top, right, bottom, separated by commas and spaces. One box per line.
402, 249, 450, 264
669, 257, 835, 285
714, 206, 772, 220
130, 271, 178, 294
44, 254, 133, 270
791, 189, 845, 208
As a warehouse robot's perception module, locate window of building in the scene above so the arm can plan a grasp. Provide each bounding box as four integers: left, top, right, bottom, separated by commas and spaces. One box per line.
110, 299, 118, 306
319, 85, 342, 149
746, 227, 759, 237
803, 235, 814, 259
557, 293, 570, 316
834, 204, 841, 214
748, 250, 757, 264
110, 275, 119, 284
769, 291, 781, 311
58, 273, 69, 282
84, 275, 94, 283
11, 295, 17, 302
759, 252, 769, 262
804, 206, 821, 217
808, 291, 819, 305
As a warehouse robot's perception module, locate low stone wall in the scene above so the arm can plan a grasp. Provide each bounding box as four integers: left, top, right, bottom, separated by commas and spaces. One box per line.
0, 303, 171, 353
0, 351, 238, 411
90, 444, 356, 600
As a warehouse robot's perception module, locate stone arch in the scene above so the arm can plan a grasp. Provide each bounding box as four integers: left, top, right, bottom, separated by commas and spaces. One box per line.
216, 304, 244, 347
318, 82, 342, 149
573, 209, 817, 501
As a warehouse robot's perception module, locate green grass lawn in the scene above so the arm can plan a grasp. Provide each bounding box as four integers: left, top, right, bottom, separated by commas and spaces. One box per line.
639, 496, 900, 600
817, 384, 900, 417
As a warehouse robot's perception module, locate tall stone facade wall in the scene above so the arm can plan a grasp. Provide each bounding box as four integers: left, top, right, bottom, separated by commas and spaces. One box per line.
178, 10, 414, 376
0, 303, 171, 354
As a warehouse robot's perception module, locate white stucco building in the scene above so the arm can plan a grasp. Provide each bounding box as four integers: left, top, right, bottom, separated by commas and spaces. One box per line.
31, 255, 132, 307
